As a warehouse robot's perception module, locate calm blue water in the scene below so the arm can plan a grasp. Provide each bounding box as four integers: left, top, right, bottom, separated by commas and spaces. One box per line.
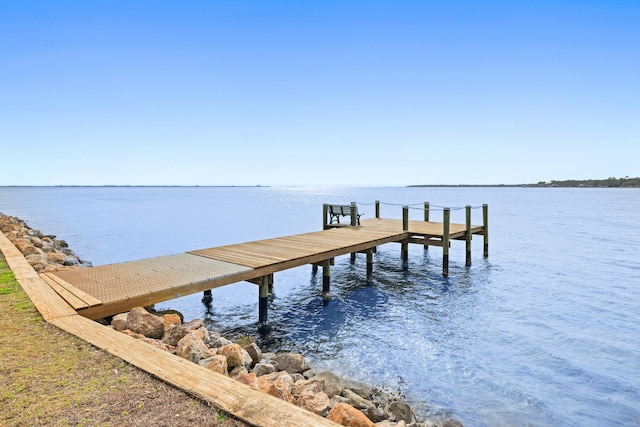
1, 186, 639, 426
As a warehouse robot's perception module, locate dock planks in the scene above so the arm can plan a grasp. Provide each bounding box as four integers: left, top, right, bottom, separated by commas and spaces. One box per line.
44, 217, 484, 320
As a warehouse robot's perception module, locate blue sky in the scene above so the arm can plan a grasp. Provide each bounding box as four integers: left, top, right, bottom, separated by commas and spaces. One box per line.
1, 1, 638, 186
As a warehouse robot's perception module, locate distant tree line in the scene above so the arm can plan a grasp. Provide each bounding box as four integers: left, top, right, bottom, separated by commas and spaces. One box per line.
530, 177, 640, 188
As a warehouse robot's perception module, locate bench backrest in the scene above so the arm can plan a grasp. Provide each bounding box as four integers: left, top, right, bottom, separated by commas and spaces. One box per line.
328, 205, 355, 216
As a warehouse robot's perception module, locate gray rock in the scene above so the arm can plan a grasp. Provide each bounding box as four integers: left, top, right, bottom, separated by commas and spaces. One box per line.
272, 352, 310, 374
386, 401, 417, 424
63, 256, 79, 266
253, 362, 276, 377
243, 343, 262, 365
345, 378, 372, 399
441, 419, 464, 427
367, 406, 390, 423
314, 371, 346, 398
211, 336, 233, 348
342, 388, 375, 410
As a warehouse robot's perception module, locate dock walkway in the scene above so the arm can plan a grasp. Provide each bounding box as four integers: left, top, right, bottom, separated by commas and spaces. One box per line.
47, 213, 487, 321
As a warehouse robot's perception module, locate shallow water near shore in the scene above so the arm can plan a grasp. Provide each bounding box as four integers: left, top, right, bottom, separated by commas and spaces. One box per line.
1, 186, 639, 426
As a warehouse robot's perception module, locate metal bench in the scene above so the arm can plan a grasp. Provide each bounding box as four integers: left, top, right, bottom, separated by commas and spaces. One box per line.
327, 204, 363, 225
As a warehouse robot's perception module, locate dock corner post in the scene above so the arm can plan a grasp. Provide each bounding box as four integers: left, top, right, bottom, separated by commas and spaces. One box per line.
323, 204, 329, 230
443, 208, 450, 277
259, 276, 269, 324
375, 200, 380, 219
483, 204, 489, 258
402, 206, 409, 261
424, 202, 430, 250
322, 259, 331, 300
350, 202, 357, 227
465, 205, 472, 266
366, 250, 374, 281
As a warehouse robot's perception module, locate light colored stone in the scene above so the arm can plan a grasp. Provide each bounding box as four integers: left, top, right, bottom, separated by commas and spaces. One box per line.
327, 402, 375, 427
296, 389, 331, 417
257, 371, 295, 404
272, 352, 310, 374
46, 252, 67, 264
111, 313, 129, 331
243, 343, 262, 365
175, 331, 210, 363
199, 355, 228, 375
218, 343, 244, 368
253, 363, 276, 377
241, 348, 253, 368
126, 307, 165, 339
345, 379, 372, 399
236, 371, 259, 389
342, 388, 375, 410
183, 318, 204, 330
162, 313, 182, 327
315, 371, 346, 398
230, 366, 249, 378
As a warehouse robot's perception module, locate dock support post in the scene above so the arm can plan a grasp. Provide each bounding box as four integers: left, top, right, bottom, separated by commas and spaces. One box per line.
259, 276, 269, 323
423, 202, 430, 250
202, 289, 212, 304
350, 202, 357, 226
375, 200, 380, 219
351, 253, 356, 263
466, 205, 472, 266
323, 204, 329, 230
366, 250, 374, 281
443, 208, 450, 277
312, 264, 318, 274
322, 260, 331, 300
402, 206, 409, 261
483, 204, 489, 258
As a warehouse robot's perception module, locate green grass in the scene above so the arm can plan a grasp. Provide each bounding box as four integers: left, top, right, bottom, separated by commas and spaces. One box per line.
0, 252, 243, 426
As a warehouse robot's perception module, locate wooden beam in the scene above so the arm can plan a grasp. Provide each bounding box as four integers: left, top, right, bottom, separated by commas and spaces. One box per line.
50, 315, 341, 427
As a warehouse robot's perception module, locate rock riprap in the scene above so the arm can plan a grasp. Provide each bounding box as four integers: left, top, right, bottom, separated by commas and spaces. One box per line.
0, 214, 91, 271
108, 306, 463, 427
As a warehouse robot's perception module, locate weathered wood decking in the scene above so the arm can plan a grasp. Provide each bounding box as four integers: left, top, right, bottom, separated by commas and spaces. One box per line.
45, 217, 485, 321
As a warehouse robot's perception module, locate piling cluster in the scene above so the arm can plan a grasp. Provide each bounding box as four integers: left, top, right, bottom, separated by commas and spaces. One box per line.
0, 214, 91, 271
108, 306, 463, 427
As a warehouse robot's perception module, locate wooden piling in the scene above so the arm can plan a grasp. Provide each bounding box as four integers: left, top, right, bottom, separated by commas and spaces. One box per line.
466, 205, 472, 266
402, 206, 409, 261
375, 200, 380, 219
322, 204, 329, 230
259, 276, 269, 323
322, 259, 331, 300
350, 202, 357, 226
202, 289, 212, 304
423, 202, 430, 250
483, 204, 489, 258
443, 208, 450, 277
366, 250, 374, 281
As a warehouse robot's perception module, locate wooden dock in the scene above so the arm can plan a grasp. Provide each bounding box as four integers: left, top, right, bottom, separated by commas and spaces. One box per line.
43, 202, 488, 322
0, 201, 488, 427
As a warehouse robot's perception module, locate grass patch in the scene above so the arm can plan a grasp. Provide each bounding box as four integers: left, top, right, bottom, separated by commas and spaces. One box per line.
0, 252, 248, 427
